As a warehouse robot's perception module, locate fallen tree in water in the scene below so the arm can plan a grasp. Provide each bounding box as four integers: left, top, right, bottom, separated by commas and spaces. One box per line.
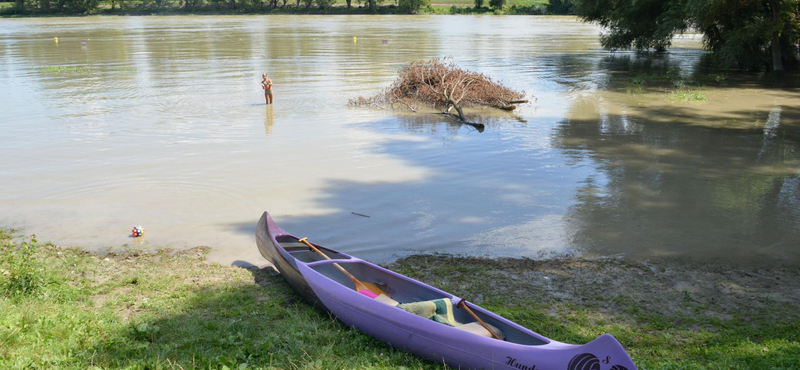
349, 59, 529, 123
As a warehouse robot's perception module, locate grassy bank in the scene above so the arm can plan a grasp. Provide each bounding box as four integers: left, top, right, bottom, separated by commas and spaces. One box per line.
2, 229, 798, 369
0, 229, 434, 369
0, 1, 551, 17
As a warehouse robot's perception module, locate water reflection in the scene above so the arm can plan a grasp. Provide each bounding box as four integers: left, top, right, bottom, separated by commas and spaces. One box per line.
554, 96, 800, 265
264, 105, 274, 136
0, 16, 798, 266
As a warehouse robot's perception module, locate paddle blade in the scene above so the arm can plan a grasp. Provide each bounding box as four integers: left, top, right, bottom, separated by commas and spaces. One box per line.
355, 281, 390, 298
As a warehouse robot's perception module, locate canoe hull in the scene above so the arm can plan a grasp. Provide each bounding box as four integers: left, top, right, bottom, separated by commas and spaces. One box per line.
299, 261, 634, 370
256, 211, 638, 370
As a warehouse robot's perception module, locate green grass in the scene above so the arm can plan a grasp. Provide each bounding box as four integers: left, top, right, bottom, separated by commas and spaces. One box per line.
617, 72, 722, 102
0, 230, 437, 370
668, 87, 708, 102
2, 231, 798, 369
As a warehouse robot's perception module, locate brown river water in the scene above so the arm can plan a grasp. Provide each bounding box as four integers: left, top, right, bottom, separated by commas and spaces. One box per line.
1, 16, 799, 266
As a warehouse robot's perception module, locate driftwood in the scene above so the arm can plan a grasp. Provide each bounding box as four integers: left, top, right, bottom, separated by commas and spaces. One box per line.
493, 99, 530, 111
350, 59, 529, 123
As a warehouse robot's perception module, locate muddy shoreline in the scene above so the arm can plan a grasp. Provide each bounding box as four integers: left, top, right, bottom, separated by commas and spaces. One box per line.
387, 254, 800, 328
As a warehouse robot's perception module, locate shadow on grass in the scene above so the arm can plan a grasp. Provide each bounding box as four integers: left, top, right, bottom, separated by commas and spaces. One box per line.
69, 262, 608, 369
80, 265, 443, 370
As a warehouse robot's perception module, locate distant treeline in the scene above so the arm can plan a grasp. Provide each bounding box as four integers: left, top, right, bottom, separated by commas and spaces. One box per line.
0, 0, 568, 15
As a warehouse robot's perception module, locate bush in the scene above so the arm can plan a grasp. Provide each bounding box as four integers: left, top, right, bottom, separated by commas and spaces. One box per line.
506, 3, 546, 14
546, 0, 572, 14
63, 0, 97, 12
488, 0, 503, 8
0, 235, 45, 298
150, 0, 170, 9
241, 0, 263, 10
398, 0, 426, 13
314, 0, 334, 8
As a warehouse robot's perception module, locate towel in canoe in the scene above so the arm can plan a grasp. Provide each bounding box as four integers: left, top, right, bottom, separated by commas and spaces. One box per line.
397, 298, 459, 327
397, 298, 505, 339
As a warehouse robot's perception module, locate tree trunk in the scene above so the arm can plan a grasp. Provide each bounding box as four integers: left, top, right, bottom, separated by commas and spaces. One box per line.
446, 101, 466, 121
346, 0, 350, 7
769, 0, 784, 72
771, 32, 783, 72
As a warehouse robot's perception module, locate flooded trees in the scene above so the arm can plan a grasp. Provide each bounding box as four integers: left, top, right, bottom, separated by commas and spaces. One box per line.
350, 59, 527, 123
574, 0, 800, 72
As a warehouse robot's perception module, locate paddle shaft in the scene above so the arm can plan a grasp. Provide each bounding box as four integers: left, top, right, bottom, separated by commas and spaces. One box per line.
298, 237, 379, 294
457, 299, 502, 340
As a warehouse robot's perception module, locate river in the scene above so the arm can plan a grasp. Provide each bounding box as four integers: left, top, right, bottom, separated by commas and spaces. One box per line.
1, 15, 799, 266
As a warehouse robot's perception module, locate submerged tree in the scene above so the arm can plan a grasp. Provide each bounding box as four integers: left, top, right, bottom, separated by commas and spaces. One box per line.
350, 59, 528, 122
574, 0, 800, 71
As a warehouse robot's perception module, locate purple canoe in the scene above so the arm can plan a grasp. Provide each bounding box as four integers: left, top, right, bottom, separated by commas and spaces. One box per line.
256, 211, 638, 370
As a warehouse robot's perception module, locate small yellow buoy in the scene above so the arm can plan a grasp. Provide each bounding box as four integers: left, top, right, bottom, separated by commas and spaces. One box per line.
54, 37, 58, 42
353, 37, 357, 43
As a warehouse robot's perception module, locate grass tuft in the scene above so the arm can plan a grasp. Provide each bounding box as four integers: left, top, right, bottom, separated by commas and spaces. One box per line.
668, 88, 708, 102
1, 235, 46, 298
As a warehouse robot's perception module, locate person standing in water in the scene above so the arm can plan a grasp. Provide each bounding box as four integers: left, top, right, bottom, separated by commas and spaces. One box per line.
261, 73, 273, 105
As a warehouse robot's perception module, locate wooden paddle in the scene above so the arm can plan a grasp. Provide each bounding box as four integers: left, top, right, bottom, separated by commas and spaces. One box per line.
298, 237, 390, 298
456, 299, 503, 340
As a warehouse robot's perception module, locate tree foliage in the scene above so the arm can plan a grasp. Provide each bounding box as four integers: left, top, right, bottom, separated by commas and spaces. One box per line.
398, 0, 428, 12
574, 0, 800, 71
488, 0, 504, 8
547, 0, 573, 14
314, 0, 334, 8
